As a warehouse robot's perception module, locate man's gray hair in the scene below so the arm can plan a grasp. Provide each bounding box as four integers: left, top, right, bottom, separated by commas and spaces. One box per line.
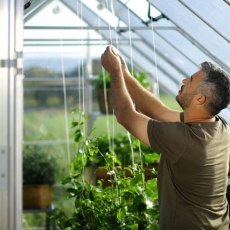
198, 61, 230, 115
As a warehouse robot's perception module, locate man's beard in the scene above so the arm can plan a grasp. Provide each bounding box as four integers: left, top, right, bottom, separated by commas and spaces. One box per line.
176, 95, 184, 109
176, 90, 197, 110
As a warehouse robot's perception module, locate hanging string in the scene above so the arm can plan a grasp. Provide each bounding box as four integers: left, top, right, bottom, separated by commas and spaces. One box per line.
73, 1, 84, 179
106, 0, 113, 47
97, 12, 112, 153
60, 39, 71, 164
78, 58, 82, 111
72, 1, 87, 168
110, 0, 119, 48
105, 0, 121, 201
127, 7, 135, 167
108, 0, 120, 167
127, 8, 134, 77
101, 0, 119, 154
80, 2, 86, 133
149, 0, 159, 97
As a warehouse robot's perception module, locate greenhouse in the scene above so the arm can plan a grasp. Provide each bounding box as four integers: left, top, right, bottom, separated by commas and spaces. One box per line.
0, 0, 230, 229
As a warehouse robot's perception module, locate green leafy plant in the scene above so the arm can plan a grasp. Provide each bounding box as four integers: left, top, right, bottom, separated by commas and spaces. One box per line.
133, 70, 151, 90
90, 134, 159, 167
92, 70, 151, 90
91, 70, 151, 114
23, 145, 57, 185
53, 112, 160, 229
92, 71, 111, 89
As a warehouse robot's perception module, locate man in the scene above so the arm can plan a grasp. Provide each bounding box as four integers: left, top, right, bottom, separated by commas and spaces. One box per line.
101, 46, 230, 229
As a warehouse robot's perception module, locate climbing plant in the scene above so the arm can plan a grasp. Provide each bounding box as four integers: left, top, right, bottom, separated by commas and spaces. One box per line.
54, 111, 160, 229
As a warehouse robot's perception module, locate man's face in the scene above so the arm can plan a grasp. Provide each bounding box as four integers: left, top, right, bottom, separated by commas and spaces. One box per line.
176, 70, 205, 110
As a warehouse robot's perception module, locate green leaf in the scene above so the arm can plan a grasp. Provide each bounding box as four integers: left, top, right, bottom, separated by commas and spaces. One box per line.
146, 178, 158, 200
144, 153, 160, 164
71, 121, 79, 127
125, 224, 139, 230
130, 174, 143, 186
61, 176, 72, 184
74, 129, 83, 142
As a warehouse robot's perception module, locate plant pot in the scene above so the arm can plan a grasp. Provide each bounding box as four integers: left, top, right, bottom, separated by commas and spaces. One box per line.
95, 167, 133, 188
85, 165, 97, 185
96, 88, 113, 114
95, 164, 158, 188
144, 163, 158, 180
95, 167, 111, 188
23, 184, 53, 209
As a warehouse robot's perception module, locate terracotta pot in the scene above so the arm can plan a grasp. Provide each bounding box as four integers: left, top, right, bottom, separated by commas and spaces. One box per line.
144, 163, 158, 180
95, 163, 159, 188
95, 167, 111, 188
23, 184, 53, 209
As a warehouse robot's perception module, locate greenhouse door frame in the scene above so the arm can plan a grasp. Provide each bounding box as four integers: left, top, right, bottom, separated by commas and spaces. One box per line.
0, 0, 23, 229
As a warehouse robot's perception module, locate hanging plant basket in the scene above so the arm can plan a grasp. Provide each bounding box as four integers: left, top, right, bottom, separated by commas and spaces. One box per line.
95, 164, 158, 188
96, 88, 113, 114
23, 184, 53, 209
53, 112, 160, 229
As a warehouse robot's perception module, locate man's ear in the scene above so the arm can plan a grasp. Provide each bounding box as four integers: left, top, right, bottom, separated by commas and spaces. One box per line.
195, 93, 206, 105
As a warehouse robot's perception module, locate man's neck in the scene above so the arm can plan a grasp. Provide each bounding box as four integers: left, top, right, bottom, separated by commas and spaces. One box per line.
184, 111, 215, 123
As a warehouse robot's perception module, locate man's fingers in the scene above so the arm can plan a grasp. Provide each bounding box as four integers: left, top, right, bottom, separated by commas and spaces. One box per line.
111, 47, 119, 55
102, 46, 120, 61
102, 46, 110, 55
104, 45, 119, 56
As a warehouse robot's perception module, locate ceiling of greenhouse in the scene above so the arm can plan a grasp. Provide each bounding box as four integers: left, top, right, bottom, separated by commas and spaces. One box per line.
23, 0, 230, 121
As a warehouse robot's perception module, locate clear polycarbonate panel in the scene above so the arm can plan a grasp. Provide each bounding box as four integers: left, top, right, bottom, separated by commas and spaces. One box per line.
179, 0, 230, 43
151, 0, 230, 72
82, 0, 127, 28
114, 0, 230, 88
155, 29, 215, 72
119, 0, 161, 22
24, 0, 103, 41
25, 0, 78, 26
118, 32, 186, 85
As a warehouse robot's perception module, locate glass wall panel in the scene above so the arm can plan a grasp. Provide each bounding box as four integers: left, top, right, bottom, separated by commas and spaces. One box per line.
179, 0, 230, 42
151, 0, 230, 71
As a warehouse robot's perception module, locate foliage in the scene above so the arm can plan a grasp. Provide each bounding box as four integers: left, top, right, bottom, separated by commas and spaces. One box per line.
133, 70, 151, 90
23, 145, 57, 185
92, 70, 151, 90
53, 112, 160, 229
88, 134, 159, 167
91, 71, 111, 89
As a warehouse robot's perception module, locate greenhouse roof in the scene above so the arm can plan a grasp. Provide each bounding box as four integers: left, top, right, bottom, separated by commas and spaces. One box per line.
24, 0, 230, 121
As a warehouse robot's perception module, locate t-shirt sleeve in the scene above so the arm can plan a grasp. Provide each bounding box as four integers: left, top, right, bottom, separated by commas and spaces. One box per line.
147, 119, 188, 163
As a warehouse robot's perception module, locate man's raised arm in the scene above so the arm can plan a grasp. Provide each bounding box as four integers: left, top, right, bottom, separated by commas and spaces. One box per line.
119, 54, 181, 122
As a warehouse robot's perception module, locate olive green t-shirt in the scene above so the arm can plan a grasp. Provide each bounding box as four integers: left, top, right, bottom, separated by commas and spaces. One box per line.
147, 115, 230, 230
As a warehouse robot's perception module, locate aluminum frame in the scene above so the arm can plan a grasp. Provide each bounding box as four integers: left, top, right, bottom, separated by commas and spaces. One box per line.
0, 0, 23, 229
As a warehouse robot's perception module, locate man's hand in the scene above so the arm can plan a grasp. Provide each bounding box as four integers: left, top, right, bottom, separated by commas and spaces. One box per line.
118, 54, 132, 78
101, 46, 121, 74
118, 54, 128, 72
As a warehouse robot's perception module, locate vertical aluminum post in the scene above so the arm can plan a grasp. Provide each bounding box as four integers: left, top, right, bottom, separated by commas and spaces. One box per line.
0, 0, 24, 229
